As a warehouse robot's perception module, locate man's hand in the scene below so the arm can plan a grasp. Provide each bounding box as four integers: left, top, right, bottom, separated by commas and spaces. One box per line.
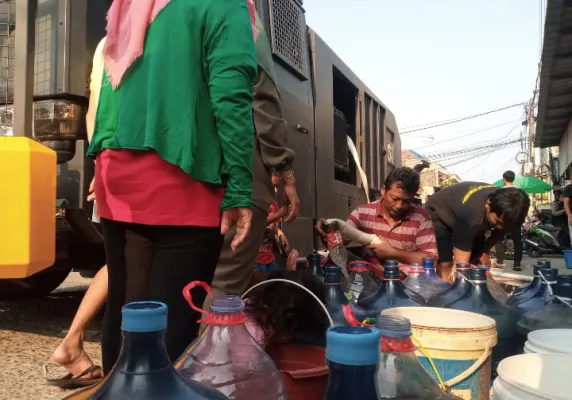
221, 208, 253, 251
287, 249, 299, 270
315, 218, 328, 235
87, 178, 96, 202
568, 215, 572, 226
479, 252, 491, 266
282, 181, 300, 224
367, 240, 395, 259
277, 229, 289, 251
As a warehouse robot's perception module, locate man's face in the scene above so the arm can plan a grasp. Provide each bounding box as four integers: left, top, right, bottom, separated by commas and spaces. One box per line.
485, 201, 505, 229
381, 183, 415, 219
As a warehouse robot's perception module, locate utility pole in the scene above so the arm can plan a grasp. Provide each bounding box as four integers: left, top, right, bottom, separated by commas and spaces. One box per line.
528, 96, 536, 176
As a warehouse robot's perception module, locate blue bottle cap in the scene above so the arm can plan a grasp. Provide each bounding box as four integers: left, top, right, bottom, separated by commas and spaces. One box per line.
469, 267, 487, 281
384, 264, 401, 279
324, 265, 342, 284
122, 302, 167, 333
375, 316, 412, 338
307, 253, 321, 265
211, 295, 243, 313
533, 265, 551, 275
422, 257, 435, 269
326, 326, 380, 366
536, 259, 551, 268
385, 259, 399, 266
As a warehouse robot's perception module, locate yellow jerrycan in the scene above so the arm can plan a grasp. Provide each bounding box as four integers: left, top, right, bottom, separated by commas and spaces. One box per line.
0, 136, 56, 278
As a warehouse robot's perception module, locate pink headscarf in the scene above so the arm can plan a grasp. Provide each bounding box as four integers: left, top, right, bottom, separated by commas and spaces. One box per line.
104, 0, 259, 89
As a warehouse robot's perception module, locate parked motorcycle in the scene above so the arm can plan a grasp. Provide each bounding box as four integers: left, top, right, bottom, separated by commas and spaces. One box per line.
503, 224, 570, 259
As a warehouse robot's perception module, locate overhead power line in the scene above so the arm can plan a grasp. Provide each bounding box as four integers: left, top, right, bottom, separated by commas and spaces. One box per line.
415, 119, 519, 150
401, 102, 526, 134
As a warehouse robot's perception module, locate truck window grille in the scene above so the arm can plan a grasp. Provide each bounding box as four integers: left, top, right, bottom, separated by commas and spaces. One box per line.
268, 0, 308, 79
364, 94, 371, 187
379, 107, 386, 180
372, 103, 378, 189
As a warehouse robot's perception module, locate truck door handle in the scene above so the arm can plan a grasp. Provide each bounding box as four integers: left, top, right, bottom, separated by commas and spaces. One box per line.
296, 124, 309, 134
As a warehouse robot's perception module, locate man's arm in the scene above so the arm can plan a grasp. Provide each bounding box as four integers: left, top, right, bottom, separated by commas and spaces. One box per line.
551, 201, 567, 216
451, 209, 482, 264
368, 215, 438, 264
252, 68, 295, 173
252, 66, 299, 222
564, 197, 572, 222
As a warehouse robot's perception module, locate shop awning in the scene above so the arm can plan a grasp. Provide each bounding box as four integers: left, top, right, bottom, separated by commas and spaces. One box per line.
536, 0, 572, 148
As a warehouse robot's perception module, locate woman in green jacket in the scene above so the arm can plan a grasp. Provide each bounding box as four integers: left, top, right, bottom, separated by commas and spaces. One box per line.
88, 0, 258, 373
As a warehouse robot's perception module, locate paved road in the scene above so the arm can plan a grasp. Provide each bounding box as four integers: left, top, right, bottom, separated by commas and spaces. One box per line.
0, 256, 569, 400
0, 273, 101, 400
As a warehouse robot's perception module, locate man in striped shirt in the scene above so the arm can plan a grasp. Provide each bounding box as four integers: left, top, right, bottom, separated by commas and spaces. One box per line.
317, 168, 438, 276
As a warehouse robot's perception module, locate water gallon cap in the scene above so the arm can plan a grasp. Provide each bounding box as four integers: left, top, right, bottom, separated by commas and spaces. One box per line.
122, 301, 168, 333
556, 275, 572, 298
324, 265, 342, 284
326, 326, 380, 366
539, 268, 558, 282
211, 295, 243, 313
375, 316, 412, 338
536, 259, 552, 268
455, 263, 471, 270
422, 257, 435, 269
307, 253, 321, 265
533, 264, 551, 275
385, 259, 399, 267
349, 261, 370, 272
409, 263, 424, 272
469, 267, 487, 281
384, 264, 401, 279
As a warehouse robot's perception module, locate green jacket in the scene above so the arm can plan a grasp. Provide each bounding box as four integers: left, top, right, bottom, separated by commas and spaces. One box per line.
88, 0, 257, 210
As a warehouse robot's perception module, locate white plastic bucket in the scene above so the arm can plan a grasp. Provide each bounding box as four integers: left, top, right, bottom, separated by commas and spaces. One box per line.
381, 307, 497, 400
523, 329, 572, 355
492, 354, 572, 400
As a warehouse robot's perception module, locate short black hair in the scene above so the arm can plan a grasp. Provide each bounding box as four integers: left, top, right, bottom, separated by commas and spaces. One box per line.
488, 187, 530, 228
383, 167, 420, 195
503, 170, 516, 183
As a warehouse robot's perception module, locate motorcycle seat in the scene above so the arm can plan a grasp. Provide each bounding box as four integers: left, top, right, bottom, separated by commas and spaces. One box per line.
537, 224, 562, 233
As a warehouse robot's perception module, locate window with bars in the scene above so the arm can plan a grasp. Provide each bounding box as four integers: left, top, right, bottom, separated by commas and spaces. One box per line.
364, 94, 372, 185
372, 104, 378, 188
387, 128, 395, 166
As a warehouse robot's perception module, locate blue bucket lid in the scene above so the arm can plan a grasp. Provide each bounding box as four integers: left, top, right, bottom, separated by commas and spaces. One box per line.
122, 301, 167, 333
326, 326, 380, 366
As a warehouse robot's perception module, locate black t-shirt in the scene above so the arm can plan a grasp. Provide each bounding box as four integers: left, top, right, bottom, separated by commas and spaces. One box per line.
425, 182, 498, 252
563, 184, 572, 199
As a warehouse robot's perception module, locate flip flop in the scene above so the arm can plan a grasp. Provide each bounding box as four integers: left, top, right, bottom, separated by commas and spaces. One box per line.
46, 364, 103, 390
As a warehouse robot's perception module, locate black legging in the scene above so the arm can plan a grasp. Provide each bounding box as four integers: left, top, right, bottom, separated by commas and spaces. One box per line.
100, 218, 224, 373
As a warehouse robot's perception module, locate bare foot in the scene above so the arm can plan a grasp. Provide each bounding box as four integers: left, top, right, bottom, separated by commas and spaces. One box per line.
53, 339, 103, 379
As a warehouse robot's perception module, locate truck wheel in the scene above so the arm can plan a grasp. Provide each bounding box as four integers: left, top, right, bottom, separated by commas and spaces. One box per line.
0, 263, 72, 301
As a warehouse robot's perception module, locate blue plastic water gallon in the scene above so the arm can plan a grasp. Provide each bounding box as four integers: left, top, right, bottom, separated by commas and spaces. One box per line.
64, 302, 228, 399
324, 326, 380, 400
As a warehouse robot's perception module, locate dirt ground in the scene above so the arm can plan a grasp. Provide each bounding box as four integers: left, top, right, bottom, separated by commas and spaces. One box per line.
0, 273, 101, 400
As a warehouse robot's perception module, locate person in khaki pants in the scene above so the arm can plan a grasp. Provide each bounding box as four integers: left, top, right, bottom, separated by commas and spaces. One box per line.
199, 13, 300, 321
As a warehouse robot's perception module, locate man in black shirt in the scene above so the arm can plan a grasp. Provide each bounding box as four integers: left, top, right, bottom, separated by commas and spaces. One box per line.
425, 181, 530, 280
493, 171, 523, 271
562, 183, 572, 247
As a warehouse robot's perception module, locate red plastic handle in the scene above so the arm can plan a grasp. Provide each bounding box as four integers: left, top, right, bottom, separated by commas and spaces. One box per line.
182, 281, 213, 323
348, 261, 372, 273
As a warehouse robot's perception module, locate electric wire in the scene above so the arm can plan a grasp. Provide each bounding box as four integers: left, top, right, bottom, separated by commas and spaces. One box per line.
414, 119, 519, 150
400, 102, 526, 134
